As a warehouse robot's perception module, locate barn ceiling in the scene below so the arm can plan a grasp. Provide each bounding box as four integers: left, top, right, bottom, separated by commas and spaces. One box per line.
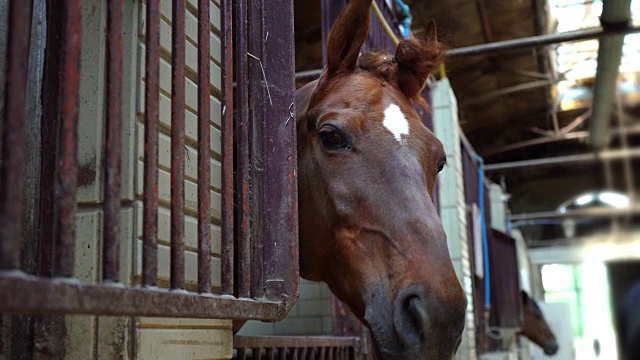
407, 0, 640, 246
293, 0, 640, 246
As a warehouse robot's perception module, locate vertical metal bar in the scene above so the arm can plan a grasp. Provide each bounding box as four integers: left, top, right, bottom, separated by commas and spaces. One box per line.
103, 0, 124, 282
255, 0, 298, 305
196, 0, 212, 294
279, 347, 287, 360
0, 0, 33, 270
237, 348, 247, 360
220, 0, 234, 296
53, 0, 82, 278
292, 347, 298, 360
247, 0, 263, 300
33, 0, 69, 352
266, 347, 275, 360
319, 347, 326, 360
235, 0, 251, 298
252, 347, 261, 359
143, 0, 160, 287
171, 0, 186, 290
38, 0, 64, 280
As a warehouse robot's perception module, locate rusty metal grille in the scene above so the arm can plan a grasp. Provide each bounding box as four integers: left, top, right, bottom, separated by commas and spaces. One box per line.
233, 336, 364, 360
0, 0, 297, 321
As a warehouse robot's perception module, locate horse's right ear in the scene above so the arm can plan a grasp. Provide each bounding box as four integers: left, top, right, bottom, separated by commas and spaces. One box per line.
325, 0, 372, 75
394, 19, 443, 101
521, 290, 529, 302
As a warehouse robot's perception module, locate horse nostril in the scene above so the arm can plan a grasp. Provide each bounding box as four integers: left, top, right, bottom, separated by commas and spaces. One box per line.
394, 287, 430, 348
544, 342, 559, 355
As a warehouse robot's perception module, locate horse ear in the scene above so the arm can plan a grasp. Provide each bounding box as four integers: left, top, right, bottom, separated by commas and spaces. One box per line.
521, 290, 529, 302
394, 19, 443, 100
424, 18, 437, 43
325, 0, 372, 75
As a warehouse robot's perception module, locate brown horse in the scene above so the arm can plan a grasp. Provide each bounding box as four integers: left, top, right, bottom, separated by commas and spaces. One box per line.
295, 0, 467, 358
520, 291, 559, 356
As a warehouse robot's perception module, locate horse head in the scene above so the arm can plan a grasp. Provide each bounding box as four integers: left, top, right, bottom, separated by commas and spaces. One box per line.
295, 0, 466, 358
520, 291, 559, 355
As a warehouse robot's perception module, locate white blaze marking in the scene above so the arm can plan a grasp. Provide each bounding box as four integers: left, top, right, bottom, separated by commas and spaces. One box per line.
383, 104, 409, 143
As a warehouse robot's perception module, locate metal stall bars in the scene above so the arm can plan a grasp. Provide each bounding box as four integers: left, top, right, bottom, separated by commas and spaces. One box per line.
234, 336, 363, 360
0, 0, 298, 321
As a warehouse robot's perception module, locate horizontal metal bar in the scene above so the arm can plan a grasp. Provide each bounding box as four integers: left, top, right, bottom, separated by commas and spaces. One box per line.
446, 24, 640, 57
234, 336, 360, 349
484, 124, 640, 156
485, 148, 640, 171
510, 204, 640, 221
297, 26, 640, 79
295, 68, 324, 83
0, 272, 287, 320
460, 80, 555, 107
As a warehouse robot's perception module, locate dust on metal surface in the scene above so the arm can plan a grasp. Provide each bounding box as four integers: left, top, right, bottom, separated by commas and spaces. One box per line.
143, 0, 161, 287
103, 0, 124, 282
53, 0, 82, 279
235, 0, 252, 299
170, 0, 187, 291
197, 0, 213, 295
0, 0, 33, 271
220, 0, 235, 297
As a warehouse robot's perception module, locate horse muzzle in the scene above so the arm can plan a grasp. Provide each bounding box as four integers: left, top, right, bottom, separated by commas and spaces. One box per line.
543, 341, 559, 355
366, 283, 467, 360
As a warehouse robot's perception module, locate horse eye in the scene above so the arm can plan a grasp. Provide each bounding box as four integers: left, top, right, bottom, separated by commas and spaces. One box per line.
319, 125, 349, 150
437, 158, 446, 172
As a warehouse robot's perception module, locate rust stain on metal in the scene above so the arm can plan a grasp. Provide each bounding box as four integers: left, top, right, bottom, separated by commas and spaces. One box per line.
236, 0, 251, 299
0, 0, 301, 326
0, 0, 33, 270
0, 275, 282, 320
143, 0, 161, 287
170, 0, 186, 291
103, 0, 124, 282
220, 0, 235, 296
197, 0, 212, 294
53, 0, 82, 278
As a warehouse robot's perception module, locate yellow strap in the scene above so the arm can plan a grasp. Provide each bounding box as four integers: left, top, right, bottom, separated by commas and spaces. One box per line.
439, 63, 447, 79
371, 1, 400, 46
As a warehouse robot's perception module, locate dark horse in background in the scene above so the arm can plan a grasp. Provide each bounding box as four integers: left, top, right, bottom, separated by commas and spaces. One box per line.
295, 0, 467, 358
616, 281, 640, 360
520, 291, 559, 356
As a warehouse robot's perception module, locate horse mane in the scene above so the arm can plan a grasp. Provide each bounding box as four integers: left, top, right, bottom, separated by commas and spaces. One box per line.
357, 36, 445, 109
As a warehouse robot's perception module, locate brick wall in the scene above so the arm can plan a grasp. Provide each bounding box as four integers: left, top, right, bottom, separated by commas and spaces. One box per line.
432, 78, 477, 360
239, 279, 334, 336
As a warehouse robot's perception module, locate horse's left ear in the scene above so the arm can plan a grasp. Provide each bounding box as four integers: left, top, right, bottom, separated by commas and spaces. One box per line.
521, 290, 529, 302
394, 19, 443, 100
326, 0, 373, 75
